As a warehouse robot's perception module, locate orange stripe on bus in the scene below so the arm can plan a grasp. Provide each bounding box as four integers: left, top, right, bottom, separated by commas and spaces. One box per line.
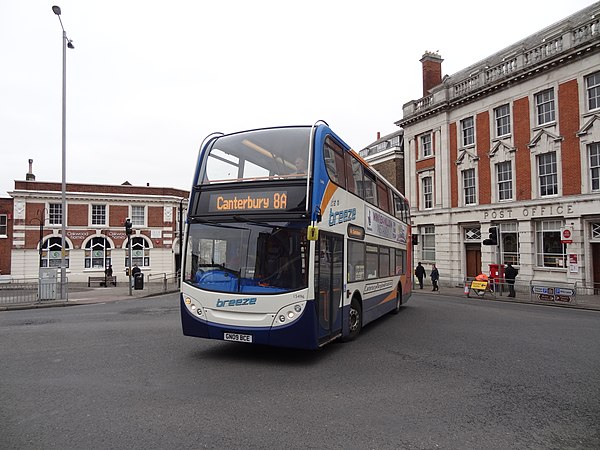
320, 182, 338, 212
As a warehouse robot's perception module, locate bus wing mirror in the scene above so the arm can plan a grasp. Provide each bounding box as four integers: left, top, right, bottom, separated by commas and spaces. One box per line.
307, 226, 319, 241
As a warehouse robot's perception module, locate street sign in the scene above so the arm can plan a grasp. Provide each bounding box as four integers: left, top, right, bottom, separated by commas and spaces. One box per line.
561, 226, 573, 244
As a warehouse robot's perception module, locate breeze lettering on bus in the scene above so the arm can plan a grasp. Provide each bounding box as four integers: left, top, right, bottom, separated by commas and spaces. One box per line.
215, 193, 288, 211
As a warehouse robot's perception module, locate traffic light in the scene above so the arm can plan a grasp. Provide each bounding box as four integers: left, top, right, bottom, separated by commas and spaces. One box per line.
125, 218, 132, 235
483, 226, 498, 245
411, 234, 419, 246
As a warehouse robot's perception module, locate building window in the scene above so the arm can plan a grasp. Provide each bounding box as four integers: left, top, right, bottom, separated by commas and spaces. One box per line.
421, 226, 435, 261
464, 227, 481, 241
84, 237, 111, 269
0, 214, 6, 236
422, 176, 433, 209
41, 237, 70, 268
131, 206, 145, 226
48, 203, 62, 225
586, 71, 600, 111
462, 169, 476, 205
497, 161, 513, 201
535, 88, 555, 125
126, 236, 151, 267
592, 223, 600, 240
421, 133, 432, 158
500, 222, 519, 265
590, 142, 600, 192
461, 117, 474, 146
91, 204, 106, 226
494, 104, 511, 137
538, 152, 558, 196
536, 220, 566, 268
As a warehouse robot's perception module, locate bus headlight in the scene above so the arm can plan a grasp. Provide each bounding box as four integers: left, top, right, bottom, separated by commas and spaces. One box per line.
183, 295, 204, 318
272, 301, 305, 327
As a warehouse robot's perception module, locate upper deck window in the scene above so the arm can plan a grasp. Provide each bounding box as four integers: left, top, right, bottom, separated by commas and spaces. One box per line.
200, 127, 311, 184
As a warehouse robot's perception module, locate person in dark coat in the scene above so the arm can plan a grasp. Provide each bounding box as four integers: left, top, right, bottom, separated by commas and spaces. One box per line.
505, 263, 518, 297
430, 264, 439, 291
104, 264, 113, 287
415, 262, 426, 289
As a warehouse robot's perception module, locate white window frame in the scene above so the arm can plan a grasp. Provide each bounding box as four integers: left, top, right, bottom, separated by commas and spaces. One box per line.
535, 88, 556, 125
421, 225, 436, 262
586, 71, 600, 111
461, 116, 474, 147
421, 176, 433, 210
420, 133, 432, 158
48, 203, 63, 226
84, 236, 111, 269
497, 161, 513, 201
535, 220, 566, 268
41, 236, 70, 268
91, 204, 107, 226
127, 236, 151, 267
494, 104, 511, 137
131, 205, 146, 227
590, 142, 600, 192
538, 151, 558, 197
499, 222, 519, 266
462, 168, 476, 205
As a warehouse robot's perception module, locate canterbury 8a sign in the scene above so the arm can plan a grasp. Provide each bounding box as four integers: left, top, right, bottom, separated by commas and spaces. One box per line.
209, 191, 288, 212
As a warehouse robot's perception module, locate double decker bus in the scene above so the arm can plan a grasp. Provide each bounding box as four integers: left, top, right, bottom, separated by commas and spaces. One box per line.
181, 122, 412, 349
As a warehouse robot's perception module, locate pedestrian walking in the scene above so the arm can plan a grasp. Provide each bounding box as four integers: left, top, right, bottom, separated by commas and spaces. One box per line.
505, 263, 518, 297
430, 264, 439, 291
415, 262, 425, 289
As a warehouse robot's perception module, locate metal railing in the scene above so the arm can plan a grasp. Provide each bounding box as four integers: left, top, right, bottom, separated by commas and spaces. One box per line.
145, 273, 180, 296
0, 277, 69, 305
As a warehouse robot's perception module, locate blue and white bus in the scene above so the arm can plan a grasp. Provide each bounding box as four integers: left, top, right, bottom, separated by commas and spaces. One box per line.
181, 122, 412, 349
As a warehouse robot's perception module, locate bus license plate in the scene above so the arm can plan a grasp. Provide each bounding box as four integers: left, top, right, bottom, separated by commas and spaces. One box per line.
224, 332, 253, 343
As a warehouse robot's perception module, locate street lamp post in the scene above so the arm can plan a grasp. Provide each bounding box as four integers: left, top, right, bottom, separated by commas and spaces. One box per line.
52, 5, 74, 300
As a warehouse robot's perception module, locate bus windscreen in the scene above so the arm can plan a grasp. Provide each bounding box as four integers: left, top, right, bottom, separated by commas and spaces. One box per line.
199, 127, 311, 184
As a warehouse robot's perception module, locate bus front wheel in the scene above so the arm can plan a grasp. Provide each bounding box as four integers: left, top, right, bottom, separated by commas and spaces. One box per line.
392, 286, 402, 314
343, 297, 362, 342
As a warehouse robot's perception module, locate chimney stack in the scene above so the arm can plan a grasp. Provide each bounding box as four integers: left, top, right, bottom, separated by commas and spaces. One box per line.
420, 51, 443, 97
26, 158, 36, 181
377, 131, 381, 140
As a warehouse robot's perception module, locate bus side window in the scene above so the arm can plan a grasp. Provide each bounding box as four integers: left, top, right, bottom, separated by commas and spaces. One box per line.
377, 180, 390, 214
366, 244, 378, 279
348, 155, 364, 198
323, 137, 346, 188
363, 170, 377, 205
393, 193, 403, 220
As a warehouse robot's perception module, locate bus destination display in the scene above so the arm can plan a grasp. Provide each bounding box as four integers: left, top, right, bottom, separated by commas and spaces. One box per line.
209, 191, 289, 212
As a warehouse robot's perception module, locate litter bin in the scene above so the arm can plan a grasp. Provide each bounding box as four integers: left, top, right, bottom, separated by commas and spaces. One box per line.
134, 273, 144, 290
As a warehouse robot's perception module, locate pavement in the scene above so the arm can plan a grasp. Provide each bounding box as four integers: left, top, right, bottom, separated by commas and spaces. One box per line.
1, 282, 599, 312
412, 284, 600, 312
0, 283, 178, 311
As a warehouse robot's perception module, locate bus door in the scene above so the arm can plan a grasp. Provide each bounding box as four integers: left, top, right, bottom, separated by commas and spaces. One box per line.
315, 232, 344, 344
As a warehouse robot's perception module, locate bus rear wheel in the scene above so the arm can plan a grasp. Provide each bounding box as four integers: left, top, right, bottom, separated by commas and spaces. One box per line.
343, 297, 362, 342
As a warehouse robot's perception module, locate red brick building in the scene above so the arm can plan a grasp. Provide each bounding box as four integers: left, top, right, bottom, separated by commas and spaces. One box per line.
397, 3, 600, 292
8, 172, 188, 282
0, 197, 14, 276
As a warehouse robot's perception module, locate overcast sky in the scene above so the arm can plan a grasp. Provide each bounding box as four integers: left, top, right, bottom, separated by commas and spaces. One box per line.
1, 0, 597, 197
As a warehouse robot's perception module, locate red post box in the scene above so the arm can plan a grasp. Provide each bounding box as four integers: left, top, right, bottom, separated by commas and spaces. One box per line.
488, 263, 505, 281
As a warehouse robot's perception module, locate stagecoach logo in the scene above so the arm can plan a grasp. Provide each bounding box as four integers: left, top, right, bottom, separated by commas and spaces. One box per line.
216, 297, 257, 307
364, 280, 394, 294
